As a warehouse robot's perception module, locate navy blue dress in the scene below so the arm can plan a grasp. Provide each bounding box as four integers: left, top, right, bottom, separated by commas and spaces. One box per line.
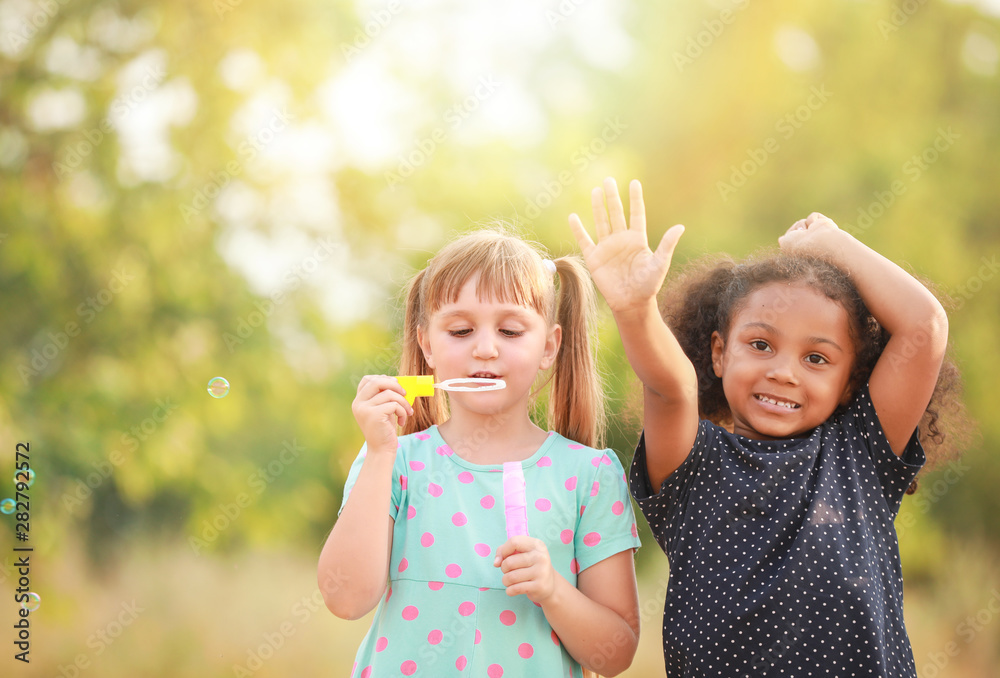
630, 385, 924, 676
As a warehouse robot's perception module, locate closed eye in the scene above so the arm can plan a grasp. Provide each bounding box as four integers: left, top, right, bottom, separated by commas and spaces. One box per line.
448, 329, 472, 337
500, 329, 524, 338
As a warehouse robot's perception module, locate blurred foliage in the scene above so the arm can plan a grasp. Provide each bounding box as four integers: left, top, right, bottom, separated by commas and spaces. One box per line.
1, 0, 999, 675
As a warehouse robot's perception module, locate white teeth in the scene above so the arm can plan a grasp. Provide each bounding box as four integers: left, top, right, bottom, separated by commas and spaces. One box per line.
756, 394, 798, 409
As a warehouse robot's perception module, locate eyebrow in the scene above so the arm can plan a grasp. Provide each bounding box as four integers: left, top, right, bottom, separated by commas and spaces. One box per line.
436, 308, 534, 321
738, 321, 845, 353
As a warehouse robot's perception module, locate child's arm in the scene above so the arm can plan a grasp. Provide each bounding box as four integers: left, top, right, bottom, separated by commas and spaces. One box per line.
494, 538, 639, 675
569, 178, 700, 488
779, 213, 948, 454
317, 375, 413, 619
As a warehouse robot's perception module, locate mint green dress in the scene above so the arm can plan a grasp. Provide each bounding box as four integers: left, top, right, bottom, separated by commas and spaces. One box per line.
339, 426, 641, 677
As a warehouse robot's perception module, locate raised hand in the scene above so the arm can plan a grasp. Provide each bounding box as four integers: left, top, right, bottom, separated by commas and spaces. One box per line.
569, 177, 684, 314
778, 211, 844, 256
351, 375, 414, 453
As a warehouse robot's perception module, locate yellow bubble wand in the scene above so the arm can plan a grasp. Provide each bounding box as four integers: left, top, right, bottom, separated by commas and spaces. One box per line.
395, 376, 506, 405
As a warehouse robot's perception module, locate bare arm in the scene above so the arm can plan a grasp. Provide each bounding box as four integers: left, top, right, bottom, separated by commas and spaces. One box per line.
569, 178, 700, 488
779, 214, 947, 454
495, 540, 639, 676
318, 375, 413, 619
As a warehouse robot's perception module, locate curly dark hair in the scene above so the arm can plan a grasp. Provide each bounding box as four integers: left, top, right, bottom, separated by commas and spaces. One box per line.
660, 250, 970, 491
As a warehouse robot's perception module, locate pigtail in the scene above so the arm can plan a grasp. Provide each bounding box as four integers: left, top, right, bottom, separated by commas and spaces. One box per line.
547, 256, 607, 449
399, 269, 448, 435
661, 255, 738, 426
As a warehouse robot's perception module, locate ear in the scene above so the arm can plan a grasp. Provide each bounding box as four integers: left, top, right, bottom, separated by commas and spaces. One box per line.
417, 325, 435, 369
711, 330, 725, 378
539, 323, 562, 370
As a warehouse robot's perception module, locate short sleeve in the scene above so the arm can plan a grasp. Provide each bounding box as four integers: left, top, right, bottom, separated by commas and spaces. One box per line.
628, 422, 714, 554
574, 449, 642, 572
841, 383, 925, 515
337, 443, 402, 521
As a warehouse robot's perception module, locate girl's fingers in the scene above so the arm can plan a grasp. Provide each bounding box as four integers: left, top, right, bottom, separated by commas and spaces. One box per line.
591, 186, 611, 240
603, 177, 627, 232
628, 179, 646, 234
568, 213, 596, 254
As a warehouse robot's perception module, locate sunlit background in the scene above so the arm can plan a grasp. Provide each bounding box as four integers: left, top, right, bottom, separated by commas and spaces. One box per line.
2, 0, 999, 675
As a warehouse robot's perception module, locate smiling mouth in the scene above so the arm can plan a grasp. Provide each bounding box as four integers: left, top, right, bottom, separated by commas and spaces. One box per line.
469, 372, 500, 379
755, 394, 800, 410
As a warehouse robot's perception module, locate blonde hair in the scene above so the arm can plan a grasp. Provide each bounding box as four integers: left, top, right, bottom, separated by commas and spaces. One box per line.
399, 227, 606, 448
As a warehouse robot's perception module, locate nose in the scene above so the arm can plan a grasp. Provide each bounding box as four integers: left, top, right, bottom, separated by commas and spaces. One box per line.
766, 354, 799, 385
472, 332, 499, 360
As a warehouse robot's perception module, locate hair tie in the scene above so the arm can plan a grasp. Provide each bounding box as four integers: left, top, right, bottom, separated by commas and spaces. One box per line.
542, 259, 557, 275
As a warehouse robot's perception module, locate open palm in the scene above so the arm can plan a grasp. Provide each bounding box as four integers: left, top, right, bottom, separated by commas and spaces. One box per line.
569, 178, 684, 314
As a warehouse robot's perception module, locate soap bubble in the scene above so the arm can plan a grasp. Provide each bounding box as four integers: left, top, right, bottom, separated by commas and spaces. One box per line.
14, 468, 35, 487
207, 377, 230, 398
0, 498, 14, 514
21, 592, 40, 612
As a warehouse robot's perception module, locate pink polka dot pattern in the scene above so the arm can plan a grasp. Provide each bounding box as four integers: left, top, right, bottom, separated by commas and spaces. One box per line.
375, 637, 388, 652
591, 481, 600, 497
398, 558, 408, 572
361, 667, 372, 678
401, 605, 418, 621
400, 476, 408, 489
568, 443, 582, 449
499, 610, 516, 626
564, 476, 577, 490
537, 456, 552, 467
560, 529, 573, 544
414, 432, 430, 440
551, 630, 560, 646
475, 629, 482, 644
583, 532, 601, 547
474, 543, 491, 557
458, 601, 476, 616
421, 533, 434, 547
518, 643, 534, 658
631, 522, 638, 538
445, 563, 462, 578
487, 663, 504, 677
481, 495, 495, 509
535, 498, 551, 511
570, 558, 580, 574
409, 460, 425, 471
452, 512, 467, 526
612, 500, 625, 515
401, 660, 417, 675
427, 482, 443, 497
436, 445, 452, 456
428, 581, 443, 591
458, 471, 474, 484
427, 629, 443, 645
456, 656, 467, 670
407, 506, 416, 519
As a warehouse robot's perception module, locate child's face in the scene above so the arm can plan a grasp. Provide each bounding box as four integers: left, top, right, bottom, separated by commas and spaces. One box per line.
417, 275, 561, 418
711, 283, 856, 440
